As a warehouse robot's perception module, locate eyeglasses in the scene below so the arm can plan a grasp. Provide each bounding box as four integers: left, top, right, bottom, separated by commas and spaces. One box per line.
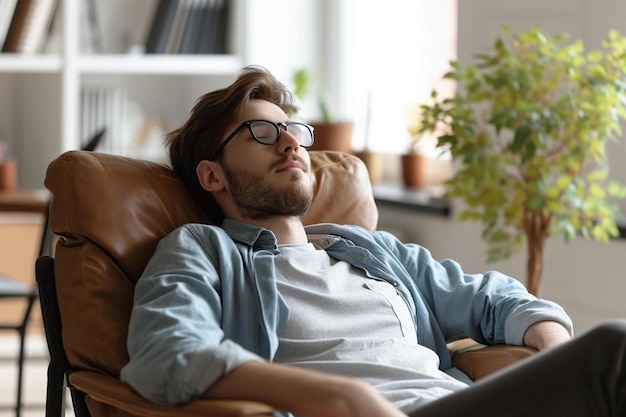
209, 119, 315, 160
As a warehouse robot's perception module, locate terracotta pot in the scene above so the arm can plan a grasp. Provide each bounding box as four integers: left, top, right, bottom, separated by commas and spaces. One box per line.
401, 153, 454, 188
309, 121, 354, 153
401, 153, 428, 188
0, 158, 17, 191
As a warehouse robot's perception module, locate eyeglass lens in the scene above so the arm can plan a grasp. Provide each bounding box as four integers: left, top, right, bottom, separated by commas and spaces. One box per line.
250, 121, 313, 146
286, 123, 313, 146
249, 121, 277, 144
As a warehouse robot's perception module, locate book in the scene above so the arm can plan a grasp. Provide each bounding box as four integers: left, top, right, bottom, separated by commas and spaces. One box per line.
80, 0, 103, 53
196, 0, 218, 54
197, 0, 229, 54
165, 0, 192, 54
2, 0, 34, 52
80, 85, 128, 154
41, 0, 62, 53
0, 0, 19, 49
2, 0, 58, 54
177, 0, 205, 54
145, 0, 180, 54
213, 0, 229, 54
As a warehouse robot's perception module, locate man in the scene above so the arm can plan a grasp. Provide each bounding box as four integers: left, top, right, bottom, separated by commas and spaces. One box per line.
120, 66, 625, 417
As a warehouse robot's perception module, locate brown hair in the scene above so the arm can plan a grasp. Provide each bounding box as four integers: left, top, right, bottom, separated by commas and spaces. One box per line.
166, 65, 296, 221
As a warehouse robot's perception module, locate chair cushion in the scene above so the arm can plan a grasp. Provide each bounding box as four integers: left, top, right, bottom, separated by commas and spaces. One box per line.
45, 150, 377, 377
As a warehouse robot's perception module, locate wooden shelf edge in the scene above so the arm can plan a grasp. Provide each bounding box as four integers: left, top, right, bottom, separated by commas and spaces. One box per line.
0, 54, 62, 73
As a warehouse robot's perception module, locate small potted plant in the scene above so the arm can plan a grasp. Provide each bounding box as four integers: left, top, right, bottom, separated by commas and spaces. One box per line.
402, 103, 451, 188
420, 26, 626, 296
291, 68, 354, 153
402, 103, 429, 187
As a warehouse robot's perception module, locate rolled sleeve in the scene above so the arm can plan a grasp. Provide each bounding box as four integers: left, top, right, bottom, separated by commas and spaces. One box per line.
504, 299, 574, 345
121, 340, 264, 405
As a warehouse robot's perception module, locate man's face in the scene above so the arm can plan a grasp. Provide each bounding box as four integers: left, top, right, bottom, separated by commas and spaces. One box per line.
218, 99, 314, 220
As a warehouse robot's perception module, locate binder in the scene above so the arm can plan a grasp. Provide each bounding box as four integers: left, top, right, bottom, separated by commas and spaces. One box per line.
177, 0, 205, 54
0, 0, 19, 49
145, 0, 181, 54
2, 0, 58, 53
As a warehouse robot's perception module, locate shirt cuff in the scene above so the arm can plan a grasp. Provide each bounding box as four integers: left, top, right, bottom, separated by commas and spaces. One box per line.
504, 299, 574, 345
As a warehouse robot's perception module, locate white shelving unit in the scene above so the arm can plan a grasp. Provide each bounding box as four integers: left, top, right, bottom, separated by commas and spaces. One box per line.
0, 0, 249, 189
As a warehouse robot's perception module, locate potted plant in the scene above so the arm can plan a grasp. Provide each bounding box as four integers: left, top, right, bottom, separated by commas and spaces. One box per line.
291, 68, 354, 154
402, 103, 451, 188
403, 103, 433, 187
420, 27, 626, 296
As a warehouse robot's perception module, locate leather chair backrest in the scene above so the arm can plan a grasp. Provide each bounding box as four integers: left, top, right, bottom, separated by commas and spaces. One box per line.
44, 150, 377, 378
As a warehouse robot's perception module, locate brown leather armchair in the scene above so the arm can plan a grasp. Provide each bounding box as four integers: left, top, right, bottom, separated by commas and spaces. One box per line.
37, 150, 534, 417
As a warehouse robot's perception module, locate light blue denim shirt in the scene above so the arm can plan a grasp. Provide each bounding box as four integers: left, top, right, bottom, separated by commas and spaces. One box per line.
120, 219, 572, 407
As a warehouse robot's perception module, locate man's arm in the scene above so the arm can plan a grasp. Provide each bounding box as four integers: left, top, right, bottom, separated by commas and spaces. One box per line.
204, 361, 407, 417
523, 320, 572, 351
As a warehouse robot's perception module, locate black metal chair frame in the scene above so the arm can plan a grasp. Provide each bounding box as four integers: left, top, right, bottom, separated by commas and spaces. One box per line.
36, 255, 91, 417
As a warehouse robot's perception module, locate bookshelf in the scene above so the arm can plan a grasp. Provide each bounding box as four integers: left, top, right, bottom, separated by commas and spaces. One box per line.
0, 0, 249, 189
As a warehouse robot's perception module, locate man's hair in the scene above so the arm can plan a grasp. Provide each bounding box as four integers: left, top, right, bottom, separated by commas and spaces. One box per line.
166, 65, 296, 222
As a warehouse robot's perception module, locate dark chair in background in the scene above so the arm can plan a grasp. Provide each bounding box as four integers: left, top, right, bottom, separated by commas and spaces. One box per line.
0, 219, 52, 417
0, 128, 104, 417
0, 283, 37, 417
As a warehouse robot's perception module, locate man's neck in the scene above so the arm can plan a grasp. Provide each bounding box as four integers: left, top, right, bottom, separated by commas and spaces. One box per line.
240, 216, 308, 245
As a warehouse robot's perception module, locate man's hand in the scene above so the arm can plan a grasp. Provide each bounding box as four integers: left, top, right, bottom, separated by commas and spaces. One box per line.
204, 360, 407, 417
523, 320, 572, 351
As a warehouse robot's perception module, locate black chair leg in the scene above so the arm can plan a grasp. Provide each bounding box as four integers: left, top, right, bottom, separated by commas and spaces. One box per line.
15, 326, 26, 417
13, 294, 37, 417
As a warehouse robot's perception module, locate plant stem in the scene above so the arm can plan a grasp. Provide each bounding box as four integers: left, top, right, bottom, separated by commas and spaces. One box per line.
524, 208, 551, 296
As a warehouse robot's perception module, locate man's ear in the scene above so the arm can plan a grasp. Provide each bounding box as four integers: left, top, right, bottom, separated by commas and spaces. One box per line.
196, 160, 225, 192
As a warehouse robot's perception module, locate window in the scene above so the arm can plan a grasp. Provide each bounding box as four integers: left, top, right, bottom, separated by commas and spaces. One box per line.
339, 0, 457, 155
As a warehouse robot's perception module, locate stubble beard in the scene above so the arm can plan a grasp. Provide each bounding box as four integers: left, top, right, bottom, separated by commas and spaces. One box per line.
222, 163, 314, 220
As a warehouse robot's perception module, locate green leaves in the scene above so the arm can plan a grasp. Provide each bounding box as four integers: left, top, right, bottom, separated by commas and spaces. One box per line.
292, 68, 313, 100
420, 26, 626, 265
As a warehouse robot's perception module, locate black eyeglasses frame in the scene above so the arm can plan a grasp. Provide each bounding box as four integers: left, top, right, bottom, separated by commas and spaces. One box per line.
209, 119, 315, 161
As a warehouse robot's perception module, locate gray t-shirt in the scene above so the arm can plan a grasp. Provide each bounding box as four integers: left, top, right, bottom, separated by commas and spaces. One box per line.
273, 236, 468, 412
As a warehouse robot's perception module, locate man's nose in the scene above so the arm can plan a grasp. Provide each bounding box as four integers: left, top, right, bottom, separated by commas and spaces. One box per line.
278, 129, 301, 154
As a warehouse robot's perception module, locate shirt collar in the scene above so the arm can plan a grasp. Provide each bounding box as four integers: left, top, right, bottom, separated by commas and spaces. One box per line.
221, 218, 279, 250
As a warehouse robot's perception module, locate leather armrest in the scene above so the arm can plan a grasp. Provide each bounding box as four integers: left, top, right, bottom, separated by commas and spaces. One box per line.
68, 347, 535, 416
448, 340, 537, 381
69, 371, 275, 417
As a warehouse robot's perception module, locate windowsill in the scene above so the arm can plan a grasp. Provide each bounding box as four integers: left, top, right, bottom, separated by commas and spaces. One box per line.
372, 183, 451, 216
372, 182, 626, 240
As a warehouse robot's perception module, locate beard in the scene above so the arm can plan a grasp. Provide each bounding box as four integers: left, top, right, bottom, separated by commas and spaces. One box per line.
221, 160, 313, 220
